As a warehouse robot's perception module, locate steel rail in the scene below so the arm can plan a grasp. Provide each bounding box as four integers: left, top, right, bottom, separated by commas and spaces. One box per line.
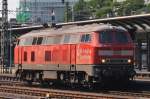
0, 85, 149, 99
0, 74, 150, 99
107, 91, 150, 98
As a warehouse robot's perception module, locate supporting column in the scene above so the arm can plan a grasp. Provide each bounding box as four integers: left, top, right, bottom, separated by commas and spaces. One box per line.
147, 32, 150, 71
137, 39, 142, 71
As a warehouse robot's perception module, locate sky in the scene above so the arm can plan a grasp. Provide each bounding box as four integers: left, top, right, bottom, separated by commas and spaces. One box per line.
0, 0, 19, 19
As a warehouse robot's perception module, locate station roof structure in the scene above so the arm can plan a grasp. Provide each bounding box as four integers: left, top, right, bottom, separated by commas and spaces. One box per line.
57, 14, 150, 33
1, 14, 150, 35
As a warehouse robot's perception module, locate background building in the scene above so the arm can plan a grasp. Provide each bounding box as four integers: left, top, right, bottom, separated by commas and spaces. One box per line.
17, 0, 78, 24
114, 0, 150, 3
113, 0, 126, 2
145, 0, 150, 4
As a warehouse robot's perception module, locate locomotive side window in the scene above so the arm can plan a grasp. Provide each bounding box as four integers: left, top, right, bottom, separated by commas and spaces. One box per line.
37, 37, 43, 45
115, 30, 129, 43
53, 36, 61, 44
32, 37, 37, 45
24, 38, 33, 45
45, 51, 51, 61
81, 34, 91, 42
31, 51, 35, 62
99, 31, 113, 43
24, 52, 27, 61
19, 39, 26, 46
85, 34, 91, 42
63, 35, 70, 43
70, 34, 80, 43
47, 37, 54, 44
81, 35, 86, 42
42, 37, 47, 44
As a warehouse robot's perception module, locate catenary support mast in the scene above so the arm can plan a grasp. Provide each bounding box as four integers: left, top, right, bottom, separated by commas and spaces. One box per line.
1, 0, 9, 73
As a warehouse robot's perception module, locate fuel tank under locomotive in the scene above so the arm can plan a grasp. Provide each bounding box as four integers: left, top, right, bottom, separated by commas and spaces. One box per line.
92, 64, 135, 82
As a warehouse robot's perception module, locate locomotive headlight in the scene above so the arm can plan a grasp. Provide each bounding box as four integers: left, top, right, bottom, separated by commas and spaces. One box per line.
102, 59, 106, 63
128, 59, 131, 63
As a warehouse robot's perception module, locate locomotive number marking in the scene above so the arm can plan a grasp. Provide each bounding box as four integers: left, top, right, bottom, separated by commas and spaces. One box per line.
77, 49, 91, 60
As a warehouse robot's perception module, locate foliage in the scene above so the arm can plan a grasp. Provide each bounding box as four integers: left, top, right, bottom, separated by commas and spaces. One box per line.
145, 4, 150, 13
88, 0, 113, 18
74, 0, 87, 11
122, 0, 144, 15
74, 0, 146, 20
95, 6, 112, 18
74, 0, 91, 21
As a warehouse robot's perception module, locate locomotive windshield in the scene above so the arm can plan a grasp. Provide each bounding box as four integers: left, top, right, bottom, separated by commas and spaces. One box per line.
115, 30, 129, 43
99, 30, 131, 43
99, 31, 113, 43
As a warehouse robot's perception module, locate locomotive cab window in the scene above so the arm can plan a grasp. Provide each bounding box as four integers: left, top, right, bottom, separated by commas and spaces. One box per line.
99, 31, 113, 43
81, 34, 91, 43
115, 30, 130, 43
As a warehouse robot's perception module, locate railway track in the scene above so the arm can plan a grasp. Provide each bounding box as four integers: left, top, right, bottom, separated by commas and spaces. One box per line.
0, 85, 150, 99
135, 72, 150, 81
0, 74, 150, 99
107, 91, 150, 98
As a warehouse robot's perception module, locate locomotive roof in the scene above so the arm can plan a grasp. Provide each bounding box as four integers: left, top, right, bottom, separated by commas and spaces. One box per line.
19, 24, 127, 39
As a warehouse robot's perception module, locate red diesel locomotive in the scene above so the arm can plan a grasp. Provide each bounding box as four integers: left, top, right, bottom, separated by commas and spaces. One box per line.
14, 24, 135, 84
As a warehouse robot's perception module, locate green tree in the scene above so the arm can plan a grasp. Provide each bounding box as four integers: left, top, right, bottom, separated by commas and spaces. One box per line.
95, 6, 112, 18
87, 0, 114, 18
124, 0, 144, 15
74, 0, 90, 21
113, 2, 124, 16
145, 4, 150, 13
113, 0, 145, 16
74, 0, 87, 11
74, 0, 145, 20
